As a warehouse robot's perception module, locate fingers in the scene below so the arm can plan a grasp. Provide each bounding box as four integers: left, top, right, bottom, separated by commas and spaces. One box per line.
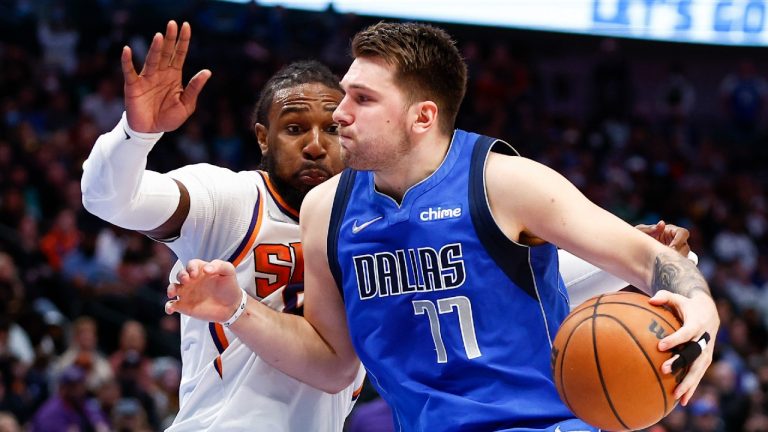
158, 20, 179, 71
651, 290, 716, 403
200, 259, 235, 276
649, 291, 696, 351
668, 336, 713, 404
633, 223, 655, 235
180, 69, 212, 110
140, 32, 164, 77
167, 282, 179, 299
666, 225, 691, 253
179, 259, 232, 282
635, 220, 665, 238
673, 359, 706, 404
121, 46, 139, 86
170, 22, 191, 70
164, 299, 177, 315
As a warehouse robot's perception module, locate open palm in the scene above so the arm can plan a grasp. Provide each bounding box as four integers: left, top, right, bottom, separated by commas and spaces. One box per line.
122, 20, 211, 133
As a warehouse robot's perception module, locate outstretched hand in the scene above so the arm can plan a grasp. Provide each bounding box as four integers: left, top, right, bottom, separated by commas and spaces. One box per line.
635, 220, 691, 257
122, 20, 212, 133
165, 259, 244, 323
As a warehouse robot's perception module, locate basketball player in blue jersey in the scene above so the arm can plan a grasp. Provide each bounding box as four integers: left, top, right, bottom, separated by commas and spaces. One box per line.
80, 21, 367, 431
166, 21, 717, 432
165, 22, 719, 431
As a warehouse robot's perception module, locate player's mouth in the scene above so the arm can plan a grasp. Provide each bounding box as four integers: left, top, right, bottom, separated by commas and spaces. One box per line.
298, 168, 330, 186
339, 131, 354, 144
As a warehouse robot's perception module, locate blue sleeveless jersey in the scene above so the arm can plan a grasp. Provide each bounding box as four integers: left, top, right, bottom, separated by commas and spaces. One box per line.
328, 130, 597, 432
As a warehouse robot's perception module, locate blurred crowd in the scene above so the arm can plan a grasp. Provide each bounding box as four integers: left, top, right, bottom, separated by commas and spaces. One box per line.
0, 1, 766, 431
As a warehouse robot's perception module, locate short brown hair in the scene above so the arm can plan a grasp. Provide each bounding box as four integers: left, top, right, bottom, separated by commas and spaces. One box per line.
351, 22, 467, 135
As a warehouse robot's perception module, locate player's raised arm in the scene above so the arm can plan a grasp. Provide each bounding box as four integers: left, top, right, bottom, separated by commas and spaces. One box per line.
485, 153, 719, 405
165, 177, 361, 393
81, 20, 211, 240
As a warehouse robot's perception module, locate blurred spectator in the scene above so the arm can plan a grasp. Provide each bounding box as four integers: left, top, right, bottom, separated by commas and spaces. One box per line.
719, 59, 768, 142
650, 404, 688, 432
656, 63, 696, 123
710, 359, 751, 430
114, 351, 158, 430
0, 318, 34, 368
93, 378, 120, 428
0, 372, 24, 426
0, 253, 24, 319
51, 317, 113, 394
111, 397, 152, 432
150, 357, 181, 429
713, 215, 759, 274
745, 413, 768, 432
175, 122, 210, 165
0, 411, 20, 432
80, 78, 124, 133
39, 209, 80, 273
61, 230, 117, 293
36, 17, 79, 75
591, 38, 632, 122
33, 298, 69, 357
30, 366, 109, 432
211, 114, 244, 170
108, 321, 152, 391
688, 393, 725, 432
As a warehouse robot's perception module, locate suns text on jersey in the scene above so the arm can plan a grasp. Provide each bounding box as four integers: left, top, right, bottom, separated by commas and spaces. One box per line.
352, 243, 466, 300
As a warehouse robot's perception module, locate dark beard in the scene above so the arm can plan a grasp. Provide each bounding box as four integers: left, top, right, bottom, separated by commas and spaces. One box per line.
262, 154, 308, 213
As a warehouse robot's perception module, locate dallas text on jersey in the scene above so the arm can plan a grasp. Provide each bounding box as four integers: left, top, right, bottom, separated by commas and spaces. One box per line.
353, 243, 467, 299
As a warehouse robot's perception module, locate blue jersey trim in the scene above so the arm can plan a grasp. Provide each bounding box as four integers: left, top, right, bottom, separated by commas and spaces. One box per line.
328, 168, 357, 300
468, 136, 541, 300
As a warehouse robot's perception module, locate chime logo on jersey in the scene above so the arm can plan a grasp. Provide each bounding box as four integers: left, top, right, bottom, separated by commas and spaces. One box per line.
353, 243, 466, 299
419, 205, 462, 222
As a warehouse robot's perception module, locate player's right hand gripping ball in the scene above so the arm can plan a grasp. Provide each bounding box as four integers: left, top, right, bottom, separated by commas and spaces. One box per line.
551, 291, 688, 431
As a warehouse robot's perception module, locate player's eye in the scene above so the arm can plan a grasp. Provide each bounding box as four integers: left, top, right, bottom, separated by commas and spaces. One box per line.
326, 123, 339, 134
286, 125, 302, 134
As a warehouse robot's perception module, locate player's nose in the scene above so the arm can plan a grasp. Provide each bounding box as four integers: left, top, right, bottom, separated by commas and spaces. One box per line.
333, 96, 352, 126
303, 128, 326, 160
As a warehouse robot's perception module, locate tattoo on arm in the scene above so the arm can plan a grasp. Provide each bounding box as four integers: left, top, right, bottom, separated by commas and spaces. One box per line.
651, 253, 711, 298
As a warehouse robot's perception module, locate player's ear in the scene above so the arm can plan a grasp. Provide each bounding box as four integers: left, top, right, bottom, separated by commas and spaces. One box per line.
411, 101, 438, 134
255, 123, 269, 155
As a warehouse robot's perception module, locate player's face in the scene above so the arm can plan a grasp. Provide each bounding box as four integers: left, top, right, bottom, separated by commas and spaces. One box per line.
257, 83, 345, 197
334, 57, 411, 171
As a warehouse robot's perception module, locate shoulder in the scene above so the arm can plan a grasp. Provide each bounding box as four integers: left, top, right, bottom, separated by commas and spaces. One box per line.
485, 152, 549, 185
168, 164, 259, 194
302, 173, 342, 213
167, 163, 238, 178
300, 173, 342, 235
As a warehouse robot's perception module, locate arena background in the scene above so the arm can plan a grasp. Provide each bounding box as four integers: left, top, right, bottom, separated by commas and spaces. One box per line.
0, 0, 766, 430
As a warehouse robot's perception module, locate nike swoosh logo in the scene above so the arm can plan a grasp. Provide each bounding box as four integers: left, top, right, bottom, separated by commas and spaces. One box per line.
123, 128, 131, 140
352, 216, 383, 234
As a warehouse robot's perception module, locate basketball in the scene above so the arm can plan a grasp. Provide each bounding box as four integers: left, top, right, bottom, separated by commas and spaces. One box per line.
551, 291, 687, 431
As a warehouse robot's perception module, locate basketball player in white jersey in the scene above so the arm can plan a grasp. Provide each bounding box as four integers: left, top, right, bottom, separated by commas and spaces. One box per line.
80, 21, 364, 431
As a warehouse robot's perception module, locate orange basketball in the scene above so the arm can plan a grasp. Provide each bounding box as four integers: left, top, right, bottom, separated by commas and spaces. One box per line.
551, 291, 686, 431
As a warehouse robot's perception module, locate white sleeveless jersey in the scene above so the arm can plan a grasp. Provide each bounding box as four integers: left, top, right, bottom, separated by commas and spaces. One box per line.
163, 164, 364, 431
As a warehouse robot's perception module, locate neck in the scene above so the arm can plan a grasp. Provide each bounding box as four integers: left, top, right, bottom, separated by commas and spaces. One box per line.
373, 132, 452, 202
